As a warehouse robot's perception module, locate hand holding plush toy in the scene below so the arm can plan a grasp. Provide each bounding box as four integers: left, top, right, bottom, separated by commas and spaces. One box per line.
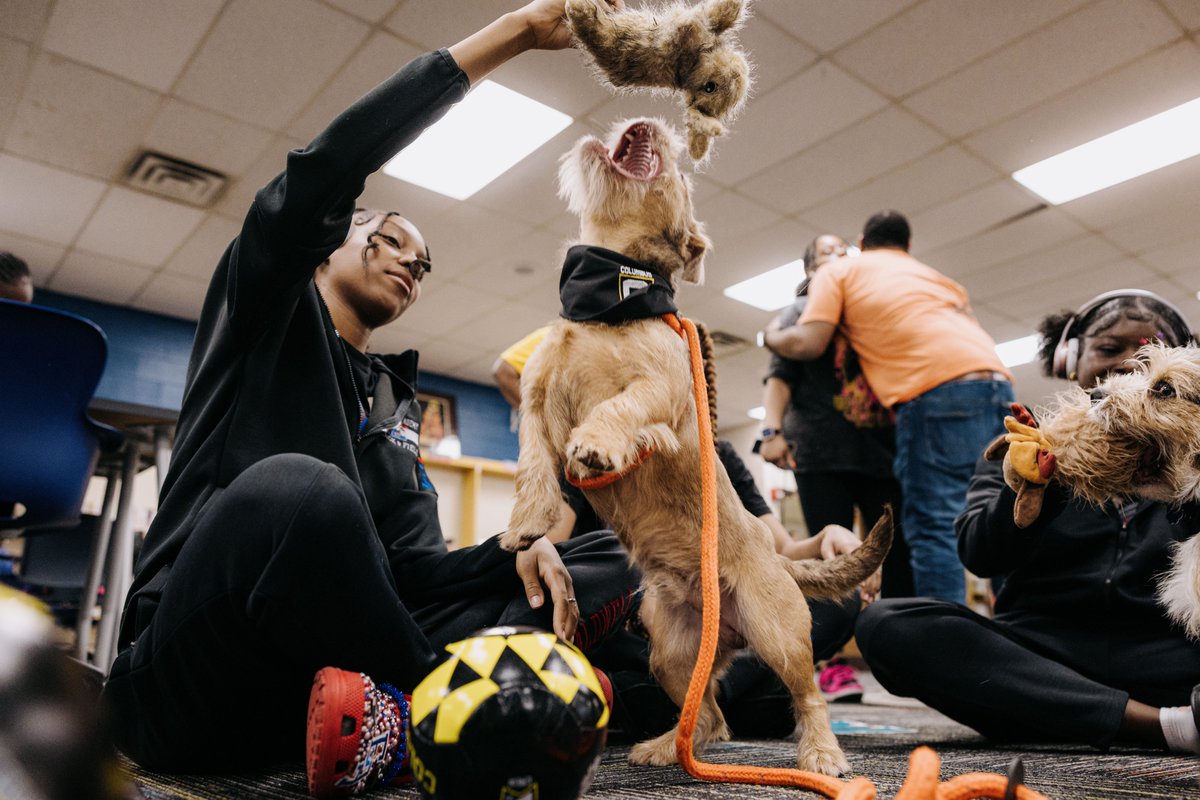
983, 403, 1058, 528
566, 0, 752, 161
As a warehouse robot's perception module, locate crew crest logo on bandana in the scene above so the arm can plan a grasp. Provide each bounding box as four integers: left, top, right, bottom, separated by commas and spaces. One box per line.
618, 264, 655, 300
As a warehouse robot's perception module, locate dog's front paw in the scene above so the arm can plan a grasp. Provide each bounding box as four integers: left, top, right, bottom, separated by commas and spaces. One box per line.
797, 745, 850, 778
629, 732, 680, 766
497, 528, 545, 552
567, 438, 616, 476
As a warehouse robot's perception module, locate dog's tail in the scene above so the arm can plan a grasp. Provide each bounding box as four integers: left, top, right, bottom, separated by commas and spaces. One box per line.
782, 507, 894, 600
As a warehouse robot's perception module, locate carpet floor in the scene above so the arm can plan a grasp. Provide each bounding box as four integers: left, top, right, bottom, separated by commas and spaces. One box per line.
126, 704, 1200, 799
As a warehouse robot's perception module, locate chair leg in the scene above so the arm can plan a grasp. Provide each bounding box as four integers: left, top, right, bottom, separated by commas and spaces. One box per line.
94, 446, 140, 673
75, 467, 120, 663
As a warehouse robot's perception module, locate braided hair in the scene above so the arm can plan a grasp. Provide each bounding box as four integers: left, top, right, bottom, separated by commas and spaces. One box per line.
693, 320, 719, 443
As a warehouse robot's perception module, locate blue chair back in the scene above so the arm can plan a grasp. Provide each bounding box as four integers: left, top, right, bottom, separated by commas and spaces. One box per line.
0, 299, 121, 530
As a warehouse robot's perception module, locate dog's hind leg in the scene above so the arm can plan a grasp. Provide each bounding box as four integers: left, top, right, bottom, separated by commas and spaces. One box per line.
628, 599, 733, 765
735, 569, 849, 777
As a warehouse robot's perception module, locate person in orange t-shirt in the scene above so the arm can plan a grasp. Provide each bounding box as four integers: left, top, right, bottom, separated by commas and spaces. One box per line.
764, 210, 1013, 603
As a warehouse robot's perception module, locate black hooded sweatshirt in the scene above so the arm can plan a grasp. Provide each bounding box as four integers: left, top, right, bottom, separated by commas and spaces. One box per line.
116, 50, 527, 647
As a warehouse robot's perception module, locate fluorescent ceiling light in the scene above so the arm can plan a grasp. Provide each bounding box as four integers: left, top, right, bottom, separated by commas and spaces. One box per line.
384, 81, 572, 200
995, 334, 1040, 368
1012, 96, 1200, 204
747, 406, 766, 420
724, 259, 805, 311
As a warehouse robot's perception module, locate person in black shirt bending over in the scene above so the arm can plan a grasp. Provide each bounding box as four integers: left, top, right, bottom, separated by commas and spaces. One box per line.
102, 2, 639, 796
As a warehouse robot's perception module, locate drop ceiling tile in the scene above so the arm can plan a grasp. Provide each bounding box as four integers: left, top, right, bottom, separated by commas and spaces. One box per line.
0, 38, 32, 136
453, 228, 568, 304
969, 303, 1030, 344
756, 0, 916, 52
384, 0, 513, 50
961, 234, 1126, 302
965, 41, 1200, 172
388, 280, 508, 337
405, 204, 529, 282
286, 32, 424, 142
489, 47, 613, 120
908, 179, 1042, 254
41, 0, 223, 92
903, 0, 1179, 138
1141, 238, 1200, 278
736, 13, 818, 94
211, 134, 305, 218
48, 248, 153, 304
402, 331, 479, 375
450, 352, 507, 387
836, 0, 1088, 98
468, 122, 593, 227
696, 190, 782, 248
174, 0, 368, 128
742, 106, 943, 214
988, 256, 1157, 316
1, 0, 52, 42
0, 230, 65, 284
360, 170, 459, 224
799, 146, 998, 236
682, 291, 776, 343
443, 301, 557, 349
0, 154, 107, 243
143, 100, 273, 176
707, 216, 819, 287
1103, 197, 1200, 255
920, 206, 1088, 281
131, 271, 209, 320
1160, 0, 1200, 31
5, 53, 161, 180
162, 214, 241, 280
76, 187, 204, 267
703, 61, 889, 186
322, 0, 398, 24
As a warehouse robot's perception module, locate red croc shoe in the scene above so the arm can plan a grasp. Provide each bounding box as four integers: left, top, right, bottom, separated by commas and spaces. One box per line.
307, 667, 410, 798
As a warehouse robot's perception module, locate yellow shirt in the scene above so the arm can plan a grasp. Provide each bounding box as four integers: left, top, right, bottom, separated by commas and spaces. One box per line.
498, 326, 552, 375
799, 248, 1011, 408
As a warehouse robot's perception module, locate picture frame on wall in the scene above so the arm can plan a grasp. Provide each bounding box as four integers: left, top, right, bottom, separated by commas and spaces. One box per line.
417, 390, 458, 456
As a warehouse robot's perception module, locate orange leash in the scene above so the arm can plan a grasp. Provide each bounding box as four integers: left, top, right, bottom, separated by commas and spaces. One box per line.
662, 313, 846, 797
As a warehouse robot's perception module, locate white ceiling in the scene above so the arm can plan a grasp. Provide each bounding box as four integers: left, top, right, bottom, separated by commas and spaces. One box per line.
3, 0, 1199, 430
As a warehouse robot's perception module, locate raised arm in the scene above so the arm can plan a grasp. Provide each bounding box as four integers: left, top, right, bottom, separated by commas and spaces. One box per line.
763, 319, 836, 360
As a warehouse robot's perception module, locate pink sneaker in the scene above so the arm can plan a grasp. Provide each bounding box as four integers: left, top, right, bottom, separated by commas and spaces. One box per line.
818, 659, 863, 703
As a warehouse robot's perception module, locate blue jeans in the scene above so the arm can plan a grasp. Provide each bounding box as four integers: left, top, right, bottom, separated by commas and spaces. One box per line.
893, 378, 1014, 602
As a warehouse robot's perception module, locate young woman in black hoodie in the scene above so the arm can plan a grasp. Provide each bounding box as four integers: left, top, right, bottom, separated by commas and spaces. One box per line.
855, 290, 1200, 755
103, 2, 639, 794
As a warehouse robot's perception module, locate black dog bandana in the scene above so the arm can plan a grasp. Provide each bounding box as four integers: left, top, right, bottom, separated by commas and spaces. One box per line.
559, 245, 678, 323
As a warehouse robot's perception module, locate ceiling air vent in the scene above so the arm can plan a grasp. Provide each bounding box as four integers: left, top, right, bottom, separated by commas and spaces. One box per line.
124, 151, 228, 207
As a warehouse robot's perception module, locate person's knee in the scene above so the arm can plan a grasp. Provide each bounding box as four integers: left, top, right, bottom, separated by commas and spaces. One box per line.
855, 598, 923, 663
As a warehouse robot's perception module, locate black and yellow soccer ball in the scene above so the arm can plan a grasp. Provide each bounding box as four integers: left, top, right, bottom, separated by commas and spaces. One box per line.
408, 626, 609, 800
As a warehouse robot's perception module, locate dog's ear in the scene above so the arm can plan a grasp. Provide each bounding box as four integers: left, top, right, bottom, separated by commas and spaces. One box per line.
680, 227, 710, 285
704, 0, 746, 35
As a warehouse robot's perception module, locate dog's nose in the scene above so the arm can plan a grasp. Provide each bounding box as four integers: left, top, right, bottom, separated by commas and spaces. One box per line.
1089, 385, 1108, 403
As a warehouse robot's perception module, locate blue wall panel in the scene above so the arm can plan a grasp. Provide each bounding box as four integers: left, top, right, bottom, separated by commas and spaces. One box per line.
34, 290, 518, 461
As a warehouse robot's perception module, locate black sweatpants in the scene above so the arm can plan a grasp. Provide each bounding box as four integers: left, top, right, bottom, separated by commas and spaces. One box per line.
595, 593, 860, 740
856, 598, 1200, 750
103, 455, 640, 771
795, 470, 912, 599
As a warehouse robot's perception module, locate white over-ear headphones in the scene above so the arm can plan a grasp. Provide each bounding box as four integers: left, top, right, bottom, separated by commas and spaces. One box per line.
1051, 289, 1193, 379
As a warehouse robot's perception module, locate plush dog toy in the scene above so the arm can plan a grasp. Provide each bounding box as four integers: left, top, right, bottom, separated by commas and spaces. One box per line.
984, 403, 1058, 528
566, 0, 752, 161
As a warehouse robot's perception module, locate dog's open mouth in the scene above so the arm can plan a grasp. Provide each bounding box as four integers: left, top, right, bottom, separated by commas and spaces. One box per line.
1133, 441, 1167, 484
610, 122, 662, 181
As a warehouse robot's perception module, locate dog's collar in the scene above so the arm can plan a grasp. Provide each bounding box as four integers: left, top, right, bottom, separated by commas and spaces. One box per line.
559, 245, 678, 324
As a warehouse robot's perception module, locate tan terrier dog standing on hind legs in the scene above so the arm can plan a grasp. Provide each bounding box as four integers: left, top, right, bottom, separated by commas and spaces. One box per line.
497, 117, 892, 776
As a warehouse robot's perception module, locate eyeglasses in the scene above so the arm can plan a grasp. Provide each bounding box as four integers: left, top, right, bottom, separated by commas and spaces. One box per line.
369, 232, 432, 282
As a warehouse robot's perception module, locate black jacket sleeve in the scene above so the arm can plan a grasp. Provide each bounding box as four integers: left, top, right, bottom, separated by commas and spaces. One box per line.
956, 454, 1070, 576
717, 440, 771, 518
223, 50, 470, 336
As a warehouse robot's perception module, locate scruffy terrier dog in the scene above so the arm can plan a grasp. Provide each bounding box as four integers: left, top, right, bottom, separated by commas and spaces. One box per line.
1034, 345, 1200, 638
566, 0, 752, 161
498, 117, 891, 776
